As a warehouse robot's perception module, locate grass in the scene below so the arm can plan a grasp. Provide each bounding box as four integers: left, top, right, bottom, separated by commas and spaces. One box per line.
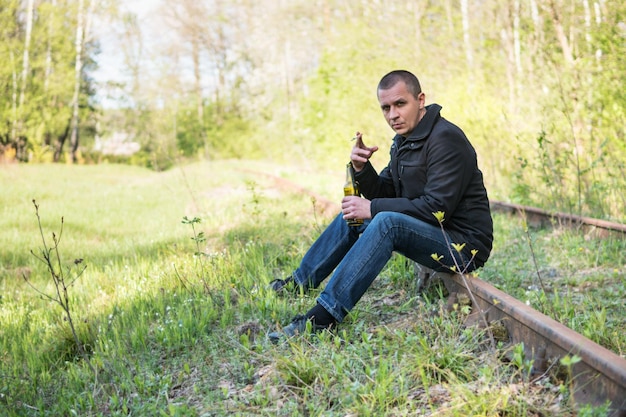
0, 161, 624, 416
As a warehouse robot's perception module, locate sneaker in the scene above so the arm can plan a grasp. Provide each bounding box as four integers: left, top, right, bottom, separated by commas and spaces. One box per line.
268, 276, 302, 294
268, 276, 292, 292
268, 315, 331, 343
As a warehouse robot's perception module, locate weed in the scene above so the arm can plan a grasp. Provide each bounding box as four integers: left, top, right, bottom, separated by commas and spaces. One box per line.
23, 200, 95, 374
179, 215, 218, 304
431, 210, 497, 351
560, 354, 583, 410
510, 343, 534, 379
520, 213, 558, 318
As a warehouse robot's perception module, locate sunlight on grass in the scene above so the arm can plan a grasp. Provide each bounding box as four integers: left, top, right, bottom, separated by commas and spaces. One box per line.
0, 161, 623, 416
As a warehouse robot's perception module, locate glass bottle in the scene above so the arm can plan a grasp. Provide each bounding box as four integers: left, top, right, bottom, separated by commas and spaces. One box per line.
343, 162, 364, 226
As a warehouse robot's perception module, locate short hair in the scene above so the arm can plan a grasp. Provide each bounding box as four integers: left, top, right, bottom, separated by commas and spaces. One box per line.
377, 70, 422, 99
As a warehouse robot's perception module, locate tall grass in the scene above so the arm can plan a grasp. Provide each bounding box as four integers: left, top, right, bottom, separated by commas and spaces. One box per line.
0, 161, 623, 416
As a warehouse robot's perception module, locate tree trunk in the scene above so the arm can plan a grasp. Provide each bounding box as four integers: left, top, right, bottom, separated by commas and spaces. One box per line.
10, 51, 18, 152
44, 0, 55, 93
70, 0, 85, 162
527, 0, 543, 87
513, 0, 522, 75
546, 0, 574, 65
192, 38, 203, 123
461, 0, 475, 80
19, 0, 34, 112
500, 25, 516, 110
213, 0, 226, 126
54, 121, 71, 162
444, 0, 454, 37
43, 0, 57, 155
14, 0, 34, 161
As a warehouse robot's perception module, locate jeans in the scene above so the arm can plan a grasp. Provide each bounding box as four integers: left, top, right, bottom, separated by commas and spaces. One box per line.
292, 211, 477, 323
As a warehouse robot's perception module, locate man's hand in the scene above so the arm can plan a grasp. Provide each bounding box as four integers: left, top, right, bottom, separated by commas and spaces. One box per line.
351, 132, 379, 172
341, 196, 371, 221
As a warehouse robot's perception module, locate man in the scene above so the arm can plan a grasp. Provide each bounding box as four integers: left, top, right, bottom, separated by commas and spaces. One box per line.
268, 70, 493, 342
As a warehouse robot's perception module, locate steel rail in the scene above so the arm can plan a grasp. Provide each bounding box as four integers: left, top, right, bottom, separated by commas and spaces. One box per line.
490, 201, 626, 237
431, 270, 626, 416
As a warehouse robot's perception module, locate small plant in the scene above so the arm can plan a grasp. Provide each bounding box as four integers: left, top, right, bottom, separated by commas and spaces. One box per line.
24, 200, 95, 373
245, 180, 262, 220
182, 215, 207, 258
180, 215, 217, 303
510, 343, 534, 379
559, 354, 582, 410
430, 211, 496, 350
519, 214, 557, 318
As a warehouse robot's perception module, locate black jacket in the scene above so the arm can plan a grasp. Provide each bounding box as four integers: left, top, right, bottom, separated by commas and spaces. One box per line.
355, 104, 493, 266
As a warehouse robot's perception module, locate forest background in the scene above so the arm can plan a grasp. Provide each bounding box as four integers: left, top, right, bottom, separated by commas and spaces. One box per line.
1, 1, 626, 414
1, 0, 625, 222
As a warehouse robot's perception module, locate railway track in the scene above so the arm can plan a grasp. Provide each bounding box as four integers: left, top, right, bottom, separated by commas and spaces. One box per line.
257, 173, 626, 414
490, 200, 626, 237
481, 201, 626, 414
426, 269, 626, 416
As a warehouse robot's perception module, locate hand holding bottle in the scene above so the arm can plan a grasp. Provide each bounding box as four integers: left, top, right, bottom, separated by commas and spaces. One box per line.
342, 195, 371, 224
343, 162, 364, 226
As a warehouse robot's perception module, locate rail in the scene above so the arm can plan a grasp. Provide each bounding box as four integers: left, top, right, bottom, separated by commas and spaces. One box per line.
422, 269, 626, 416
490, 201, 626, 237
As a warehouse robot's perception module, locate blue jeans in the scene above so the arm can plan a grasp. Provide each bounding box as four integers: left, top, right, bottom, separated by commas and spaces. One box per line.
292, 211, 477, 323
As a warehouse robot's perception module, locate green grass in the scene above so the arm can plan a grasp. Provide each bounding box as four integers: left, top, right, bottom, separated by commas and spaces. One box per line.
0, 161, 624, 416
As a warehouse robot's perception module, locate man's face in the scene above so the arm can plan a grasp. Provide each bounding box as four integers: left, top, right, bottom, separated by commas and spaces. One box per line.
378, 81, 425, 137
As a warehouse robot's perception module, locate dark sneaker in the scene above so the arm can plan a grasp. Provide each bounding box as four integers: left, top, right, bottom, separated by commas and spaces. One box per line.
269, 276, 295, 293
268, 276, 302, 294
268, 315, 331, 343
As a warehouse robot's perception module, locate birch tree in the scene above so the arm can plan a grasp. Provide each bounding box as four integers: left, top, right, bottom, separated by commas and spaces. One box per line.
68, 0, 85, 162
14, 0, 34, 161
461, 0, 475, 77
41, 0, 75, 162
17, 0, 34, 127
544, 0, 574, 65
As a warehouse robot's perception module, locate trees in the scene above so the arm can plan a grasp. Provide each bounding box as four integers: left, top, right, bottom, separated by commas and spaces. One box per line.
0, 0, 102, 163
0, 0, 623, 219
0, 0, 23, 161
283, 0, 625, 219
503, 0, 626, 219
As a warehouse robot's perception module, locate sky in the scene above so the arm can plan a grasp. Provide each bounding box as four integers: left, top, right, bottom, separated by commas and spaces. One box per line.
91, 0, 161, 106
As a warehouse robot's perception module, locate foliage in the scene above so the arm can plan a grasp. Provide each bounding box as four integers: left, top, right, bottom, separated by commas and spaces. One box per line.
0, 0, 102, 162
1, 1, 625, 221
258, 0, 626, 220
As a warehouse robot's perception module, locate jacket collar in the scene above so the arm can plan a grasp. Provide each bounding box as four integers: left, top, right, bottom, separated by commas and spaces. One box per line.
394, 103, 442, 143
